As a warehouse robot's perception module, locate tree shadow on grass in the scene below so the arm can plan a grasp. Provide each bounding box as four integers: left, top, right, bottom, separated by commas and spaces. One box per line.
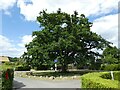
13, 80, 26, 90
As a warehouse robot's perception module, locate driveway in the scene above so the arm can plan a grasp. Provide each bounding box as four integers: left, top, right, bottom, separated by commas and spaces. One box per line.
13, 76, 81, 89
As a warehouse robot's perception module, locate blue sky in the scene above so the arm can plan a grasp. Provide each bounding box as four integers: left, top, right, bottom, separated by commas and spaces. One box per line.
2, 5, 39, 42
0, 0, 119, 57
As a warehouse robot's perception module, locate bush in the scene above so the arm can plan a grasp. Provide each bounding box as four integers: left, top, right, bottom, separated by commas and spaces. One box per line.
101, 64, 120, 71
101, 71, 120, 81
113, 71, 120, 81
81, 71, 120, 88
15, 65, 30, 71
34, 64, 50, 70
89, 63, 101, 70
76, 64, 84, 69
3, 62, 12, 66
1, 68, 14, 90
68, 64, 73, 69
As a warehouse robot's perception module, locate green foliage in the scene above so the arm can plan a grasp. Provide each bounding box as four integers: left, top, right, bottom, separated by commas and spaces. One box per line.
101, 64, 120, 71
8, 57, 20, 62
89, 59, 102, 70
113, 71, 120, 81
22, 9, 110, 72
76, 64, 84, 69
0, 65, 14, 70
3, 62, 12, 66
81, 72, 120, 88
101, 71, 120, 81
102, 46, 120, 64
33, 64, 50, 70
1, 68, 14, 90
15, 64, 31, 71
100, 72, 111, 80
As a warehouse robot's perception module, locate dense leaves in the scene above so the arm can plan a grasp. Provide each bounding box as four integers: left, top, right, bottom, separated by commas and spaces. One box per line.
22, 9, 110, 72
81, 71, 119, 88
1, 69, 14, 90
102, 46, 120, 64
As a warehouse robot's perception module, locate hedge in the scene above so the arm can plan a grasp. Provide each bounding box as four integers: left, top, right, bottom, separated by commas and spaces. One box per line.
1, 68, 14, 90
81, 71, 120, 89
101, 71, 120, 81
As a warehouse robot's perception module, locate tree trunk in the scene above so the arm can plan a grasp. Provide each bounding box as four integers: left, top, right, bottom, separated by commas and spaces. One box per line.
61, 64, 67, 73
60, 55, 68, 72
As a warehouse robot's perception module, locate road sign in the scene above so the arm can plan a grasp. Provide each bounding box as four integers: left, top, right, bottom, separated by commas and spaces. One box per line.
54, 59, 58, 63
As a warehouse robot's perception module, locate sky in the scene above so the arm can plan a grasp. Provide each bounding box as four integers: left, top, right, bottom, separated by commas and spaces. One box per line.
0, 0, 119, 57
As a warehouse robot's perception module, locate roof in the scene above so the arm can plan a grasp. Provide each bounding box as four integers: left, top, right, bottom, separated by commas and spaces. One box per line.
0, 56, 9, 62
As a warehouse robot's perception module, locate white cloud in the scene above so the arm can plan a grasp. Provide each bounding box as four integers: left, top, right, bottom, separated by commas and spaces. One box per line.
17, 0, 119, 21
18, 35, 33, 48
0, 35, 33, 57
0, 0, 17, 14
91, 14, 118, 47
0, 35, 19, 57
17, 35, 33, 57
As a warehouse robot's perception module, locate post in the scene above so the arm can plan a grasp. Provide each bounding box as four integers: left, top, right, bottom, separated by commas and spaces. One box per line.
55, 63, 57, 71
54, 59, 58, 72
110, 71, 114, 80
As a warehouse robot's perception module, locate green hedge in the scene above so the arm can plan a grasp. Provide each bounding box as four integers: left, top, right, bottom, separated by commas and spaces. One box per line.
1, 68, 14, 90
101, 71, 120, 81
81, 71, 120, 89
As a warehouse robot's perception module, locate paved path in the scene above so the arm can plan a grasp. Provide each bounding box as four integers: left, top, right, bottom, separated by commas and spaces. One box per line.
13, 77, 81, 89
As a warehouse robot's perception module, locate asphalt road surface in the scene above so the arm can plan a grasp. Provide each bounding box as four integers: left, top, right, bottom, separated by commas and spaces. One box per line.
13, 77, 81, 90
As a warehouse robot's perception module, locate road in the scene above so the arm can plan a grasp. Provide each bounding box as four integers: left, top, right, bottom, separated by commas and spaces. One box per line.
13, 77, 81, 89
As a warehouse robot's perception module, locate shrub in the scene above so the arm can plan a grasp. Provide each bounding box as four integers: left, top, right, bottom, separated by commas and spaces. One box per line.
56, 65, 62, 70
15, 65, 30, 71
81, 71, 120, 88
1, 68, 14, 90
101, 64, 120, 71
76, 65, 84, 69
68, 64, 73, 69
34, 64, 50, 70
3, 62, 12, 66
101, 71, 120, 81
89, 62, 101, 70
113, 71, 120, 81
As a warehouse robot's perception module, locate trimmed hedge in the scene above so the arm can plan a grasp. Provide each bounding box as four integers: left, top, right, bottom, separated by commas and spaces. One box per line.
101, 71, 120, 81
81, 71, 120, 89
114, 71, 120, 81
1, 68, 14, 90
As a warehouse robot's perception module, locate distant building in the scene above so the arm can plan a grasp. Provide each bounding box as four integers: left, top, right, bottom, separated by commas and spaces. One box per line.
0, 56, 10, 64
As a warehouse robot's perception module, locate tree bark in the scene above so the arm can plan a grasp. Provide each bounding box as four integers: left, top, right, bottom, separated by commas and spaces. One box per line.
61, 64, 67, 73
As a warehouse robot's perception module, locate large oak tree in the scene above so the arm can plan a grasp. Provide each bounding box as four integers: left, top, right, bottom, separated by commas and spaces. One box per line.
22, 9, 110, 72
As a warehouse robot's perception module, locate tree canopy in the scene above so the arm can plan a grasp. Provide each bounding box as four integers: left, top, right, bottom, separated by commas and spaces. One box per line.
22, 9, 110, 72
102, 46, 120, 64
